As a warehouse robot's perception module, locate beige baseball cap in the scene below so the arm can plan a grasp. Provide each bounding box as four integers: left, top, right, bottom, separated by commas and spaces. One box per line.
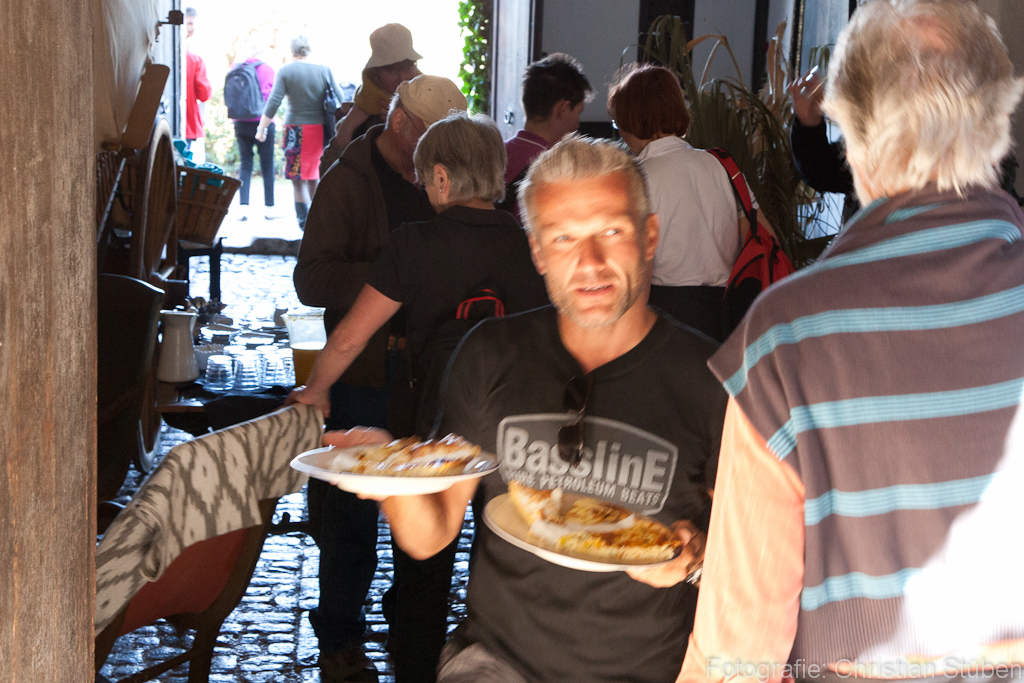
396, 75, 468, 126
365, 23, 423, 68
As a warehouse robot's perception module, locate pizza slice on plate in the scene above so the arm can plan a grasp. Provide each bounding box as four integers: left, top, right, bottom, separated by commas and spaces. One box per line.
507, 480, 563, 525
506, 481, 681, 563
335, 434, 482, 477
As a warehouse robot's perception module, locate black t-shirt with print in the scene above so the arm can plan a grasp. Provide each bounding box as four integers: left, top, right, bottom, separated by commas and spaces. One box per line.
437, 307, 728, 683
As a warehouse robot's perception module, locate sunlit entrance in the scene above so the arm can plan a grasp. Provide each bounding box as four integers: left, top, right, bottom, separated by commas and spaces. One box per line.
185, 0, 464, 246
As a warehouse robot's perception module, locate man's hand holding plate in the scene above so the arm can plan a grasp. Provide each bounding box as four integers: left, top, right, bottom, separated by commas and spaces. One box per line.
626, 520, 705, 588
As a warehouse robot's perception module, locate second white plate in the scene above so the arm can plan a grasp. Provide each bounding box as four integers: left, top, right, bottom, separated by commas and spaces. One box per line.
482, 493, 680, 572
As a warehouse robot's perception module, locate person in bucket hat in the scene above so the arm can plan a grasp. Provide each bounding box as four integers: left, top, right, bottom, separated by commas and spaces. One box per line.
323, 24, 424, 172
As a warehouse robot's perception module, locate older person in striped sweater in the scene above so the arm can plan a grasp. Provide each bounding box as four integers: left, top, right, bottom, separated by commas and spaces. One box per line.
680, 2, 1024, 682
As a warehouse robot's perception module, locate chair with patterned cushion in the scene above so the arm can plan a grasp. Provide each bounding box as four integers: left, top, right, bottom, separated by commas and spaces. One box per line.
94, 404, 323, 683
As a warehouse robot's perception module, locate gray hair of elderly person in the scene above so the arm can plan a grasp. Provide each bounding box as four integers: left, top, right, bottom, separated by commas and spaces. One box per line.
518, 134, 651, 235
290, 35, 311, 58
413, 112, 507, 203
823, 0, 1023, 201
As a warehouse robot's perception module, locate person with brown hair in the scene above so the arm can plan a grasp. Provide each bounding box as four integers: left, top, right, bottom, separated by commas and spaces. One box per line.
496, 53, 593, 220
183, 7, 211, 152
608, 64, 764, 342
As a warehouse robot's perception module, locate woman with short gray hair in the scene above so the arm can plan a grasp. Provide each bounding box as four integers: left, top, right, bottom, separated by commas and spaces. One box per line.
414, 112, 507, 207
287, 112, 547, 677
256, 35, 337, 229
822, 0, 1023, 200
290, 35, 311, 58
289, 109, 548, 436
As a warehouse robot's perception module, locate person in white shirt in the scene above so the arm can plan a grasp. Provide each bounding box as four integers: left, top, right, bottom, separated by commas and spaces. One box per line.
608, 64, 755, 341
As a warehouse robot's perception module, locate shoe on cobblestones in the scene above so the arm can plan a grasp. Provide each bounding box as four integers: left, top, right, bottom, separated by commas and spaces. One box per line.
318, 648, 379, 683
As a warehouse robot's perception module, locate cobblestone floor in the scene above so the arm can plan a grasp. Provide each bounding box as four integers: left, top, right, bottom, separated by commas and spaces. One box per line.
99, 254, 474, 683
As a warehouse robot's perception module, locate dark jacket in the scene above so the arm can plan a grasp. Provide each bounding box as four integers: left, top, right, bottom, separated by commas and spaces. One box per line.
293, 125, 391, 385
790, 118, 861, 221
789, 119, 855, 196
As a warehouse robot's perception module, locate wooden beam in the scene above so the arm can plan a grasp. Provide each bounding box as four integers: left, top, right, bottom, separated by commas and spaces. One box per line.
0, 0, 95, 679
791, 0, 807, 75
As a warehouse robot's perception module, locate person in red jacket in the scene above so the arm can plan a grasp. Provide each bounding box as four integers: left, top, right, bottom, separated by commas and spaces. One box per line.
184, 7, 211, 149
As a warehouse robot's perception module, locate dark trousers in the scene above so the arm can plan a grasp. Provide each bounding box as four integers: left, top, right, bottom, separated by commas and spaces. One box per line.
307, 478, 381, 650
309, 352, 456, 682
307, 379, 392, 652
649, 284, 727, 343
384, 537, 460, 683
234, 120, 275, 207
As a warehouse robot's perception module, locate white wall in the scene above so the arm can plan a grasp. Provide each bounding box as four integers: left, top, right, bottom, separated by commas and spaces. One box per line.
93, 0, 159, 148
539, 0, 807, 116
541, 0, 640, 122
798, 0, 847, 72
691, 0, 755, 87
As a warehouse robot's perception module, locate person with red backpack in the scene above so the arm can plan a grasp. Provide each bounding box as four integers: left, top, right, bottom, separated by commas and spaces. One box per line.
225, 47, 277, 220
608, 64, 791, 341
288, 111, 547, 683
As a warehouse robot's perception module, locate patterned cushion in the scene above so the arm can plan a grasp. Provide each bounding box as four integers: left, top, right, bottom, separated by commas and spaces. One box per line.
95, 404, 323, 634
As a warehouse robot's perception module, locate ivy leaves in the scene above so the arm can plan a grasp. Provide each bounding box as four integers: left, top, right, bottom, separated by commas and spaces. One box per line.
458, 0, 492, 114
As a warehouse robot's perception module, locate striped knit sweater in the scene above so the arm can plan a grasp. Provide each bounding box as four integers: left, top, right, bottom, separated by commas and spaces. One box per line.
709, 185, 1024, 666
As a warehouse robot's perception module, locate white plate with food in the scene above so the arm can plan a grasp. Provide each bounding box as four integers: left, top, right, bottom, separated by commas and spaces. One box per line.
483, 481, 682, 572
290, 435, 498, 497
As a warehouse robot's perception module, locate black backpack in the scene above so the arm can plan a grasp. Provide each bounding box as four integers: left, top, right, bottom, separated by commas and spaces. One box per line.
224, 61, 264, 120
413, 287, 506, 436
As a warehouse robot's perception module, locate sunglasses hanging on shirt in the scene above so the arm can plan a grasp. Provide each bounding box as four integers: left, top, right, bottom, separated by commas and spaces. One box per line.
557, 374, 592, 468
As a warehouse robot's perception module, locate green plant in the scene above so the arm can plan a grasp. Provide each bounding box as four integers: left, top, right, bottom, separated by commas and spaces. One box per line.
458, 0, 493, 114
638, 16, 836, 265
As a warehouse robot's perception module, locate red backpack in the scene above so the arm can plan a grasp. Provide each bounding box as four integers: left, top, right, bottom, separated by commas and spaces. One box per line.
706, 148, 795, 335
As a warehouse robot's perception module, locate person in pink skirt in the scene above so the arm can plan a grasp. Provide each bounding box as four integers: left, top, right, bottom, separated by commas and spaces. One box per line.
256, 35, 337, 229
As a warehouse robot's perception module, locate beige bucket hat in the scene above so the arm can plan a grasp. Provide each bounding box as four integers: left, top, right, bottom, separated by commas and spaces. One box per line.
365, 23, 423, 68
396, 75, 468, 126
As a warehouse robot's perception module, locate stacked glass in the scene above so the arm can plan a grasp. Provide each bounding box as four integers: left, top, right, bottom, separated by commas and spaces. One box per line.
205, 355, 235, 392
233, 350, 262, 391
258, 345, 291, 388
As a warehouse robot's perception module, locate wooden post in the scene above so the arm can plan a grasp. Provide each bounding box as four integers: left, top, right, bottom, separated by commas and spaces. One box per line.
0, 0, 95, 678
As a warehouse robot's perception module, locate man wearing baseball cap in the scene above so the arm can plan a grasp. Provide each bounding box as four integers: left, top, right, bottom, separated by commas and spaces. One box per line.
322, 23, 423, 173
294, 75, 467, 683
